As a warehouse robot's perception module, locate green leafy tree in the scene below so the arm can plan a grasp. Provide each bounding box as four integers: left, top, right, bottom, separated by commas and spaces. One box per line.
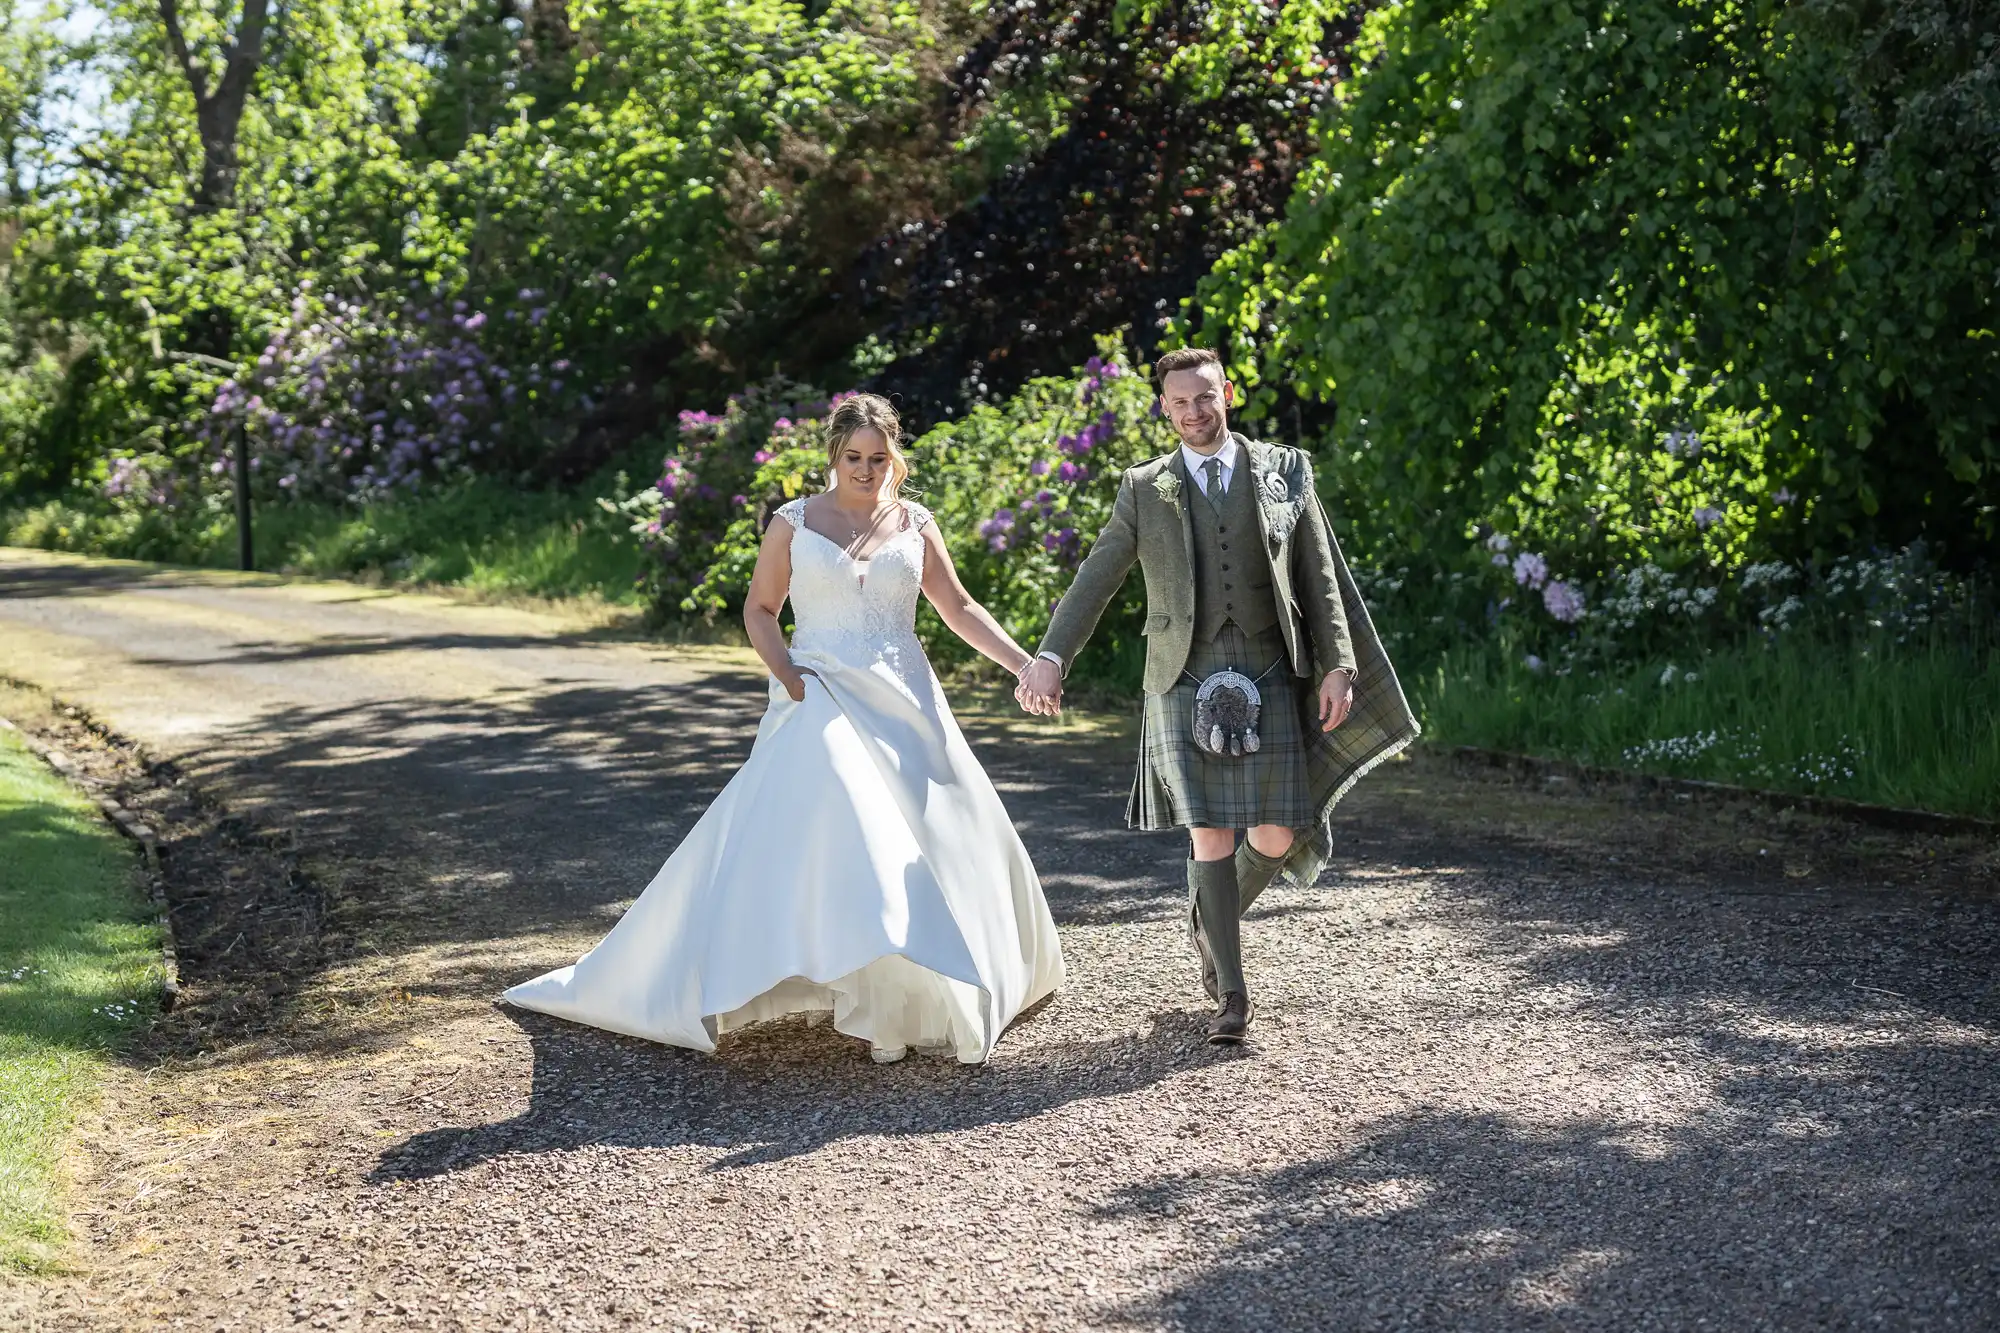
1189, 0, 1998, 575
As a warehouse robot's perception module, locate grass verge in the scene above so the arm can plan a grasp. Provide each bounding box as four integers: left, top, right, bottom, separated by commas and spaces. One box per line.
1414, 631, 2000, 819
0, 726, 161, 1275
3, 472, 646, 606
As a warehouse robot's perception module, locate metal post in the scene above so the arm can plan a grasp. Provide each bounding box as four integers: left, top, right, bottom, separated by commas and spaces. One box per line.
233, 421, 254, 572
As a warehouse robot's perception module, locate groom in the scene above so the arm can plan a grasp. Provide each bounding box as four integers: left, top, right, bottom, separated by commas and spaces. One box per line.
1017, 347, 1417, 1044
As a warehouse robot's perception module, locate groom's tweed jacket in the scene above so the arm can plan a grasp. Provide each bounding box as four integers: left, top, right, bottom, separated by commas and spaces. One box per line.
1037, 434, 1420, 885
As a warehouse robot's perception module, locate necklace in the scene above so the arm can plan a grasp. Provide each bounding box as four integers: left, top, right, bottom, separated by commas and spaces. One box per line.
821, 498, 899, 557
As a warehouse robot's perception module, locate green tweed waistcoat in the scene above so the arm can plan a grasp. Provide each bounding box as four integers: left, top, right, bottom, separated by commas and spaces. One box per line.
1189, 458, 1280, 646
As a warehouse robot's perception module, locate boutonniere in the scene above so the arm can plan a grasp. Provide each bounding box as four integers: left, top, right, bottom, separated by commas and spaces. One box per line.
1153, 471, 1182, 507
1261, 472, 1290, 505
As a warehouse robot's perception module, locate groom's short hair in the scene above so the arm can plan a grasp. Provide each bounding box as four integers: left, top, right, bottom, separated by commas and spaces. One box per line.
1152, 346, 1224, 390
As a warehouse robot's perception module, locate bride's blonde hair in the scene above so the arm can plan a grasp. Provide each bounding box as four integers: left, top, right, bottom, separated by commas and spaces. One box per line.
823, 393, 910, 495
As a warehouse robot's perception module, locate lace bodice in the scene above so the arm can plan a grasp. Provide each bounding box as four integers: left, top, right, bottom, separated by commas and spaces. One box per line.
777, 497, 933, 684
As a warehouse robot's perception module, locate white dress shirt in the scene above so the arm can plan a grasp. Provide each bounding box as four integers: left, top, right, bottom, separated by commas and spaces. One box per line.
1034, 436, 1243, 673
1181, 436, 1240, 496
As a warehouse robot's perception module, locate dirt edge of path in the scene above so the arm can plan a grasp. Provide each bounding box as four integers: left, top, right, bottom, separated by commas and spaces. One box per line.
0, 680, 330, 1060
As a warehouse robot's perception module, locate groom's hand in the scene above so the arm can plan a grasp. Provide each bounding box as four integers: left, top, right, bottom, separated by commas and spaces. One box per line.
1318, 669, 1355, 731
1017, 658, 1064, 717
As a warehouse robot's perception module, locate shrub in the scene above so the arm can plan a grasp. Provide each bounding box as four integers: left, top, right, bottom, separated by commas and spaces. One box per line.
613, 336, 1177, 687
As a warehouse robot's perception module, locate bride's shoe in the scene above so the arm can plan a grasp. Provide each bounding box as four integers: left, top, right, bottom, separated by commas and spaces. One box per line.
870, 1045, 908, 1064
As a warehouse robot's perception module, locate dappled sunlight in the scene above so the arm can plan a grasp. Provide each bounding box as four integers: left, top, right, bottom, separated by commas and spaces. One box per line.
1507, 1246, 1630, 1311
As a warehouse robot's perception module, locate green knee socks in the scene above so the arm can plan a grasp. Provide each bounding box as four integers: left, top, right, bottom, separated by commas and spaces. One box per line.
1191, 856, 1245, 996
1236, 839, 1288, 915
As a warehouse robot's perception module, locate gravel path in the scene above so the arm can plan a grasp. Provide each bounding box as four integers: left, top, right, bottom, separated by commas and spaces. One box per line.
2, 547, 1997, 1331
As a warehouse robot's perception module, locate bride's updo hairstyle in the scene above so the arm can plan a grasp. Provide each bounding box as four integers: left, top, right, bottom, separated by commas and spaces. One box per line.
823, 393, 910, 496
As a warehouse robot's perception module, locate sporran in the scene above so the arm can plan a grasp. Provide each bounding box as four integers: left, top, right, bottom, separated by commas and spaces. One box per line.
1187, 661, 1284, 758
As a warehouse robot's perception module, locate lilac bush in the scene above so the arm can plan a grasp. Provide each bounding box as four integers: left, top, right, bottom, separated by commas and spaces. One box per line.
197, 281, 579, 500
600, 376, 840, 616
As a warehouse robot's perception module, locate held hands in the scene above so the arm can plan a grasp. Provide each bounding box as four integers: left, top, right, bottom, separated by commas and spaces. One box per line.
1014, 657, 1064, 717
1318, 669, 1356, 732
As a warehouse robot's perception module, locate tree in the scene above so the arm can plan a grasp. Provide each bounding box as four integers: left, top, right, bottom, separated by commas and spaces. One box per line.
855, 0, 1367, 426
1189, 0, 1998, 568
156, 0, 269, 212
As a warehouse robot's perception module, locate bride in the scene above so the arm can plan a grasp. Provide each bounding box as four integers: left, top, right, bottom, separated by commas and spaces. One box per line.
505, 393, 1065, 1063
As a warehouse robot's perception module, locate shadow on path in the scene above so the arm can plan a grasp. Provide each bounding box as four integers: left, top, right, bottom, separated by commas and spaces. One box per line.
1102, 1034, 1997, 1329
373, 1003, 1201, 1179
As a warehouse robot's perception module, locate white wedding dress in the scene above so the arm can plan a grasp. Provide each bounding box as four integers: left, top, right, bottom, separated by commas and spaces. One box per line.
504, 498, 1065, 1063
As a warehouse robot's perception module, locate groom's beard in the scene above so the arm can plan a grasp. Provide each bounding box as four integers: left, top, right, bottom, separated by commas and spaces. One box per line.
1175, 414, 1227, 451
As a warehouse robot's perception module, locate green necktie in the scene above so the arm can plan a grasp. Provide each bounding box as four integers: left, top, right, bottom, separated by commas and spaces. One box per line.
1203, 456, 1225, 507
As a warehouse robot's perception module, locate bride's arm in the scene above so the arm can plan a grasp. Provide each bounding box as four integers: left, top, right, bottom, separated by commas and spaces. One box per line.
917, 524, 1036, 677
744, 517, 813, 701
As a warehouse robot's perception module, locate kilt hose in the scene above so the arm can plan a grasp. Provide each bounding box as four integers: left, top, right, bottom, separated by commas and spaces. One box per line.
1127, 622, 1313, 832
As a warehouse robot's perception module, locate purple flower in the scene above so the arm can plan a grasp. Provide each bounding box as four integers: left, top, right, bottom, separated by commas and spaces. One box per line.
1029, 460, 1050, 476
1058, 461, 1082, 483
1491, 553, 1510, 568
463, 312, 486, 331
732, 494, 747, 507
1693, 506, 1724, 530
1512, 552, 1549, 590
752, 449, 772, 464
1043, 532, 1063, 552
1772, 487, 1795, 505
1542, 581, 1586, 623
773, 417, 793, 430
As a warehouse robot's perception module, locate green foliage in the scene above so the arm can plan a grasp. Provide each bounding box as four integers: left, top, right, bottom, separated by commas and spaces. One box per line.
607, 376, 837, 617
0, 725, 162, 1274
613, 336, 1175, 687
1191, 0, 1999, 575
907, 339, 1174, 685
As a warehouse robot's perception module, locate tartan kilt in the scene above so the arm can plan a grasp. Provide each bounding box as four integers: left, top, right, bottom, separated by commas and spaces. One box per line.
1127, 623, 1313, 831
